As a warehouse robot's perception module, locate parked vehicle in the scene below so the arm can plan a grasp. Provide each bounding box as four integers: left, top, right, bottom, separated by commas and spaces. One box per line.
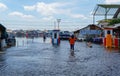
93, 37, 103, 44
59, 31, 71, 40
77, 35, 86, 41
77, 37, 85, 41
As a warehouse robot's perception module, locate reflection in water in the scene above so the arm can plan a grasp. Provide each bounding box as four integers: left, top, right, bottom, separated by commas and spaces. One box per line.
0, 54, 6, 69
105, 47, 120, 53
114, 48, 120, 53
70, 50, 75, 57
105, 48, 113, 52
16, 37, 51, 47
68, 50, 76, 62
0, 37, 120, 76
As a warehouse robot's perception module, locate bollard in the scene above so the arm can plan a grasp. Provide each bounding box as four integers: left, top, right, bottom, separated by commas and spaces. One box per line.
103, 38, 106, 46
114, 38, 118, 48
119, 38, 120, 48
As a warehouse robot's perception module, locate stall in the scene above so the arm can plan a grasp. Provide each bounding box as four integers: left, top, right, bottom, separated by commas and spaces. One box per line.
113, 24, 120, 48
103, 27, 113, 47
51, 30, 60, 46
103, 25, 120, 48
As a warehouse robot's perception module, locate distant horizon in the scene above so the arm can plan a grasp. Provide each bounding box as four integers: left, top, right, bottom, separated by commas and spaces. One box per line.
3, 19, 87, 31
7, 28, 78, 32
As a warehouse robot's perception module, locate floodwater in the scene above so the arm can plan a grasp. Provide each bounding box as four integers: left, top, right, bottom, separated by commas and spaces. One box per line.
0, 37, 120, 76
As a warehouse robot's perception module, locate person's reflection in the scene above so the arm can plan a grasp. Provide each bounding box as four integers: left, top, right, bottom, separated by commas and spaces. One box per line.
105, 47, 113, 52
68, 50, 76, 62
69, 50, 75, 59
70, 50, 75, 57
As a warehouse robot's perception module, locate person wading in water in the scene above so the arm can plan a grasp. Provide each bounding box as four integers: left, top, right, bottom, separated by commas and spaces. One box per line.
69, 35, 76, 56
43, 32, 46, 42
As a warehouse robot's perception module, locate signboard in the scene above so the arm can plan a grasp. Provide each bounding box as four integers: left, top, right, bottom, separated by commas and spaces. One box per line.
80, 30, 101, 35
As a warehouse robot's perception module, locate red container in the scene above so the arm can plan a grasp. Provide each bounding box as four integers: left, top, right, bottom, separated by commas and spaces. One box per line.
114, 38, 118, 48
104, 38, 106, 46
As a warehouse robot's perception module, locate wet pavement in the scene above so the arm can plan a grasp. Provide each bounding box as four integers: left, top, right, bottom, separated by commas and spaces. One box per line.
0, 38, 120, 76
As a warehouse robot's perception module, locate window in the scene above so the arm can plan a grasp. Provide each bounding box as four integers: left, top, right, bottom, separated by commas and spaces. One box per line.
54, 33, 57, 38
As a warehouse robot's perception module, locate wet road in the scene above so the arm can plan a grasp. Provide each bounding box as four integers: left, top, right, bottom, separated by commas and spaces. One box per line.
0, 38, 120, 76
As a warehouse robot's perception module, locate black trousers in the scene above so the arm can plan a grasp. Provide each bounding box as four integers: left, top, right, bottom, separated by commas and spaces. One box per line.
70, 44, 74, 50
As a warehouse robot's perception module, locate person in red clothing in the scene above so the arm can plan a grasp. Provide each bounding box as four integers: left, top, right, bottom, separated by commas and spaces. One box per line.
69, 35, 76, 50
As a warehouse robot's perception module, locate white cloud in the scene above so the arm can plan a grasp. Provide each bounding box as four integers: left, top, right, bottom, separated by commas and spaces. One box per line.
42, 16, 54, 21
24, 2, 86, 20
24, 2, 65, 16
24, 5, 36, 11
105, 0, 120, 4
9, 11, 34, 19
24, 2, 72, 16
0, 3, 8, 11
69, 14, 87, 19
36, 2, 57, 16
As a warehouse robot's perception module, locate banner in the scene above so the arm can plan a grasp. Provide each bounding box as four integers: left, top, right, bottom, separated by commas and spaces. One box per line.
80, 30, 101, 35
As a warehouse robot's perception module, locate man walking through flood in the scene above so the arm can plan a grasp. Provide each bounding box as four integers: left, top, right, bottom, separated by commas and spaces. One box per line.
69, 35, 76, 56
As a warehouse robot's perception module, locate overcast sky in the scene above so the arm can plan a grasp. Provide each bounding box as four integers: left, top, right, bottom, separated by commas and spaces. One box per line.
0, 0, 120, 31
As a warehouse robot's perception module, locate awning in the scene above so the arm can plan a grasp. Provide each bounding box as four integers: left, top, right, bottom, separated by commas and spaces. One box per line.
114, 23, 120, 28
92, 4, 120, 16
92, 4, 120, 24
